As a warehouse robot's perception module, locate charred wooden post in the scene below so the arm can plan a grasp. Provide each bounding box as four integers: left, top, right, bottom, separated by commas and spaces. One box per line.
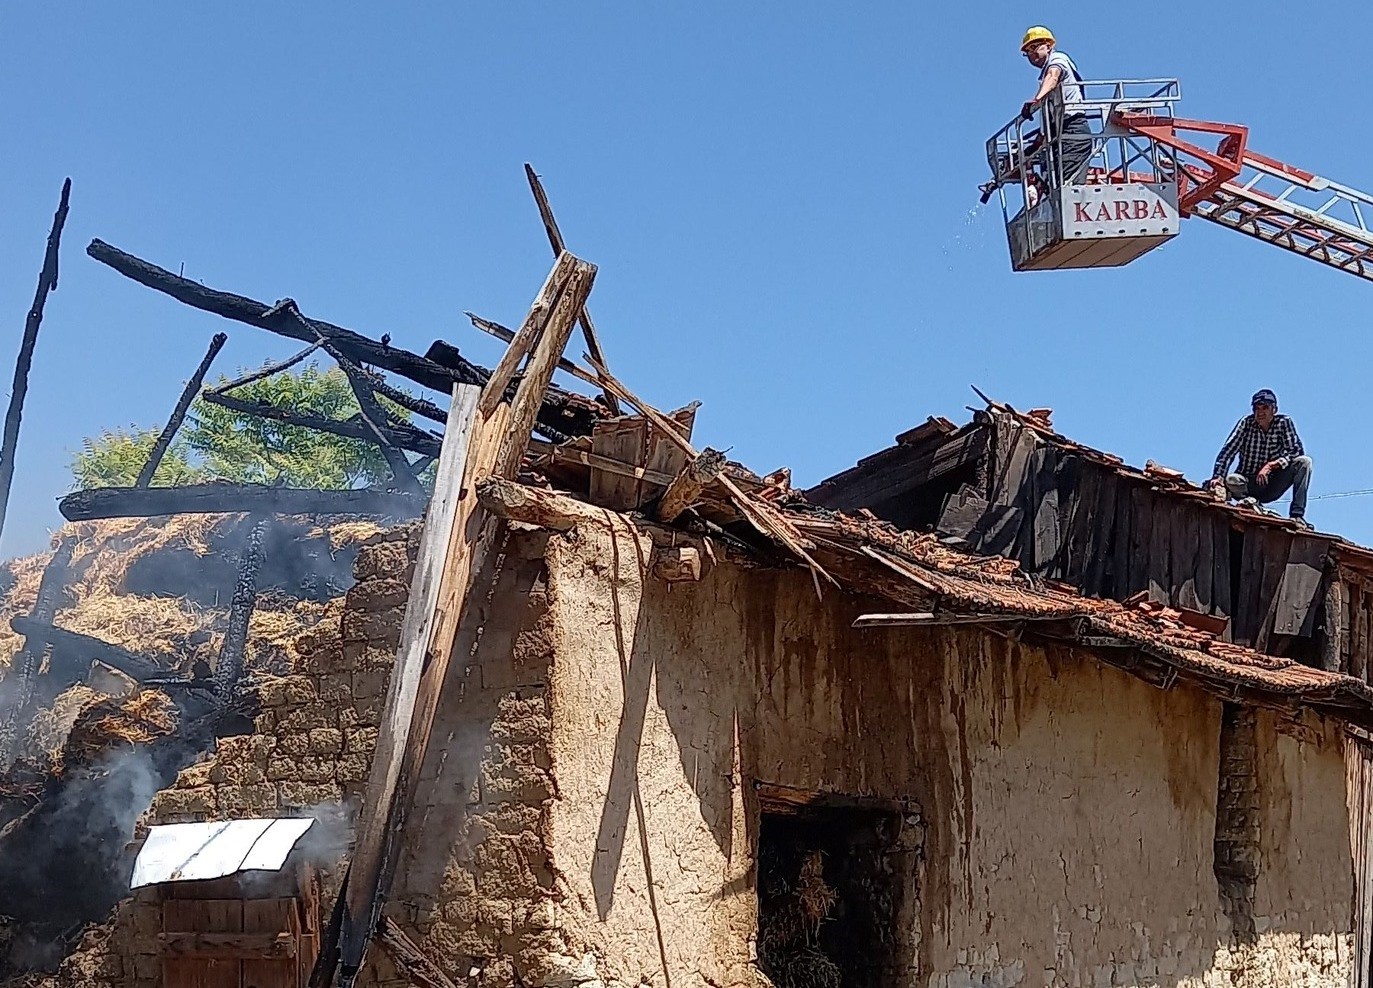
0, 179, 71, 544
213, 515, 273, 706
656, 447, 727, 522
138, 332, 228, 487
86, 240, 602, 438
59, 483, 424, 522
523, 163, 619, 414
0, 536, 77, 766
199, 391, 441, 458
320, 342, 425, 496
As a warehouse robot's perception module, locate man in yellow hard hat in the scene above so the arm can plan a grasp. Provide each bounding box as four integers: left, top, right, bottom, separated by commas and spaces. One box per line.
1018, 26, 1093, 184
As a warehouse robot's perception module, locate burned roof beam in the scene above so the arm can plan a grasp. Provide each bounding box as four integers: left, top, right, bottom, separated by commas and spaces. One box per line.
59, 483, 424, 522
10, 615, 163, 683
200, 391, 441, 457
853, 611, 1078, 628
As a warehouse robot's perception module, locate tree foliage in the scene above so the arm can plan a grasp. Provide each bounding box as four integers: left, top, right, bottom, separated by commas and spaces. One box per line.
71, 363, 419, 490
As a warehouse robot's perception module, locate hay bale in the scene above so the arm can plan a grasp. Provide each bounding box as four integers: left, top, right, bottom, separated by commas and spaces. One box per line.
64, 690, 177, 769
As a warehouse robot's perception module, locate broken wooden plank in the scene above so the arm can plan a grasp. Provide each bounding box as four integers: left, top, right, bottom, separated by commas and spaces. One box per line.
0, 179, 71, 544
1273, 535, 1329, 638
138, 332, 227, 487
333, 385, 480, 985
1083, 470, 1118, 597
376, 916, 460, 988
527, 438, 676, 487
1147, 496, 1172, 604
804, 429, 988, 511
158, 932, 296, 960
1254, 528, 1292, 653
479, 252, 579, 416
585, 355, 836, 592
466, 312, 602, 390
1127, 486, 1153, 598
656, 448, 727, 522
1213, 514, 1234, 630
524, 163, 619, 414
1108, 477, 1133, 600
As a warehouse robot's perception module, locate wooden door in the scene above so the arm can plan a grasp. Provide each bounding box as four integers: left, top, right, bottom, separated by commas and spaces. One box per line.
161, 897, 299, 988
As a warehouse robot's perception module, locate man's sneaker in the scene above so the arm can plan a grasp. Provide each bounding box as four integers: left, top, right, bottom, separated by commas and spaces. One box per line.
1291, 516, 1313, 532
1238, 496, 1259, 510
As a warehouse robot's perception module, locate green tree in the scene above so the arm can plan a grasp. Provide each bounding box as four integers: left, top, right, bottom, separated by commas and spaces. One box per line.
70, 428, 206, 489
71, 364, 421, 490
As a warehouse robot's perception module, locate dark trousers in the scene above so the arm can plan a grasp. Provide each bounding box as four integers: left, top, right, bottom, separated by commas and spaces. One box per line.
1225, 455, 1313, 518
1057, 114, 1094, 185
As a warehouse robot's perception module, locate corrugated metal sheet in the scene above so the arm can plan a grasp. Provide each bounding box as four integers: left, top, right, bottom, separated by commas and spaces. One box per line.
130, 817, 315, 888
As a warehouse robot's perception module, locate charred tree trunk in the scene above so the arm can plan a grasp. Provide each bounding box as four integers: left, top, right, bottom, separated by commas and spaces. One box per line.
137, 332, 227, 487
0, 180, 71, 544
213, 515, 272, 706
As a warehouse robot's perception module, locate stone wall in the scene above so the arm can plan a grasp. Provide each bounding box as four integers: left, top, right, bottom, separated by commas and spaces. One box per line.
34, 526, 417, 988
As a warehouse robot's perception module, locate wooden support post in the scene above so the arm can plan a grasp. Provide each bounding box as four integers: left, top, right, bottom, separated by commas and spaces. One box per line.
655, 448, 727, 522
213, 515, 273, 706
467, 312, 603, 390
523, 163, 620, 414
1323, 577, 1346, 673
335, 258, 595, 986
138, 333, 227, 487
0, 179, 71, 544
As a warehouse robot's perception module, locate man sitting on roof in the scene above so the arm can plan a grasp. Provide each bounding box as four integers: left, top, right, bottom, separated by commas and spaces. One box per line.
1208, 389, 1313, 530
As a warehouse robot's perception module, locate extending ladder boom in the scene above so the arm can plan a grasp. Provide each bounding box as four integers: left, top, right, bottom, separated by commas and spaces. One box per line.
1118, 110, 1373, 283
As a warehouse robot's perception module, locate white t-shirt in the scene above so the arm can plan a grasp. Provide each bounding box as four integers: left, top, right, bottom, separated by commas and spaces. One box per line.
1041, 50, 1083, 105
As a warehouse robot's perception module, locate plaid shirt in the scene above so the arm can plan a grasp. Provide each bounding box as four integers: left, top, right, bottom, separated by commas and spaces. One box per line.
1212, 414, 1305, 480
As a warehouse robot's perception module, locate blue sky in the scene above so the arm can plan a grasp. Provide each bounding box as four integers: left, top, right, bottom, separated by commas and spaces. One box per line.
1, 2, 1371, 557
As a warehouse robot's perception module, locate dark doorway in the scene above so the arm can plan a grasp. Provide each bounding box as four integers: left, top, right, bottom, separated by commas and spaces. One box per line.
756, 799, 917, 988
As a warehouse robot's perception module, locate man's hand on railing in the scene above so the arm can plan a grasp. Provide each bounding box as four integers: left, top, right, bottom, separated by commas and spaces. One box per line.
1021, 100, 1038, 122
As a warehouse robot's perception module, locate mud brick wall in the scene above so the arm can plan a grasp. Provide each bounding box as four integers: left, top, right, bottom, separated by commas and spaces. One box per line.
36, 527, 417, 988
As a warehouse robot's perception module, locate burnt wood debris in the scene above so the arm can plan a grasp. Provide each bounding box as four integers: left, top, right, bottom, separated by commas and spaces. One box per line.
7, 162, 1373, 986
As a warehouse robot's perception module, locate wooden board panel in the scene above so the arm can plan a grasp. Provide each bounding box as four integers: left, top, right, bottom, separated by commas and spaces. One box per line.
245, 898, 298, 988
1147, 495, 1172, 604
1084, 471, 1118, 597
1213, 514, 1233, 630
1172, 506, 1202, 612
1253, 529, 1292, 653
1195, 507, 1215, 615
163, 899, 242, 988
1110, 478, 1133, 599
1360, 591, 1372, 684
1128, 485, 1152, 597
992, 422, 1038, 510
1024, 446, 1060, 576
643, 405, 697, 502
1273, 536, 1329, 638
1350, 584, 1366, 681
1062, 461, 1097, 587
1234, 528, 1264, 646
936, 486, 989, 543
588, 416, 647, 510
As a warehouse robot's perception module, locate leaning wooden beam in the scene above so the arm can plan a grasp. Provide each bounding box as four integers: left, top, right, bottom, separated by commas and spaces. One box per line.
467, 312, 602, 390
329, 349, 446, 424
200, 392, 441, 458
331, 384, 480, 988
0, 179, 71, 544
58, 483, 424, 522
478, 475, 614, 531
86, 240, 480, 392
523, 163, 619, 414
479, 252, 578, 416
336, 256, 596, 987
583, 355, 836, 592
212, 516, 273, 706
375, 917, 461, 988
656, 448, 727, 522
137, 332, 228, 487
10, 615, 164, 682
324, 343, 426, 497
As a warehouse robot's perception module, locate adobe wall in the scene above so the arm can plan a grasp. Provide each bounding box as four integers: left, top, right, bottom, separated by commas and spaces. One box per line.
523, 519, 1356, 988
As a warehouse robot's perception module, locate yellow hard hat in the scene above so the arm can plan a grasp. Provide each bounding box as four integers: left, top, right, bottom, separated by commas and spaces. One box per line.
1021, 26, 1055, 52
